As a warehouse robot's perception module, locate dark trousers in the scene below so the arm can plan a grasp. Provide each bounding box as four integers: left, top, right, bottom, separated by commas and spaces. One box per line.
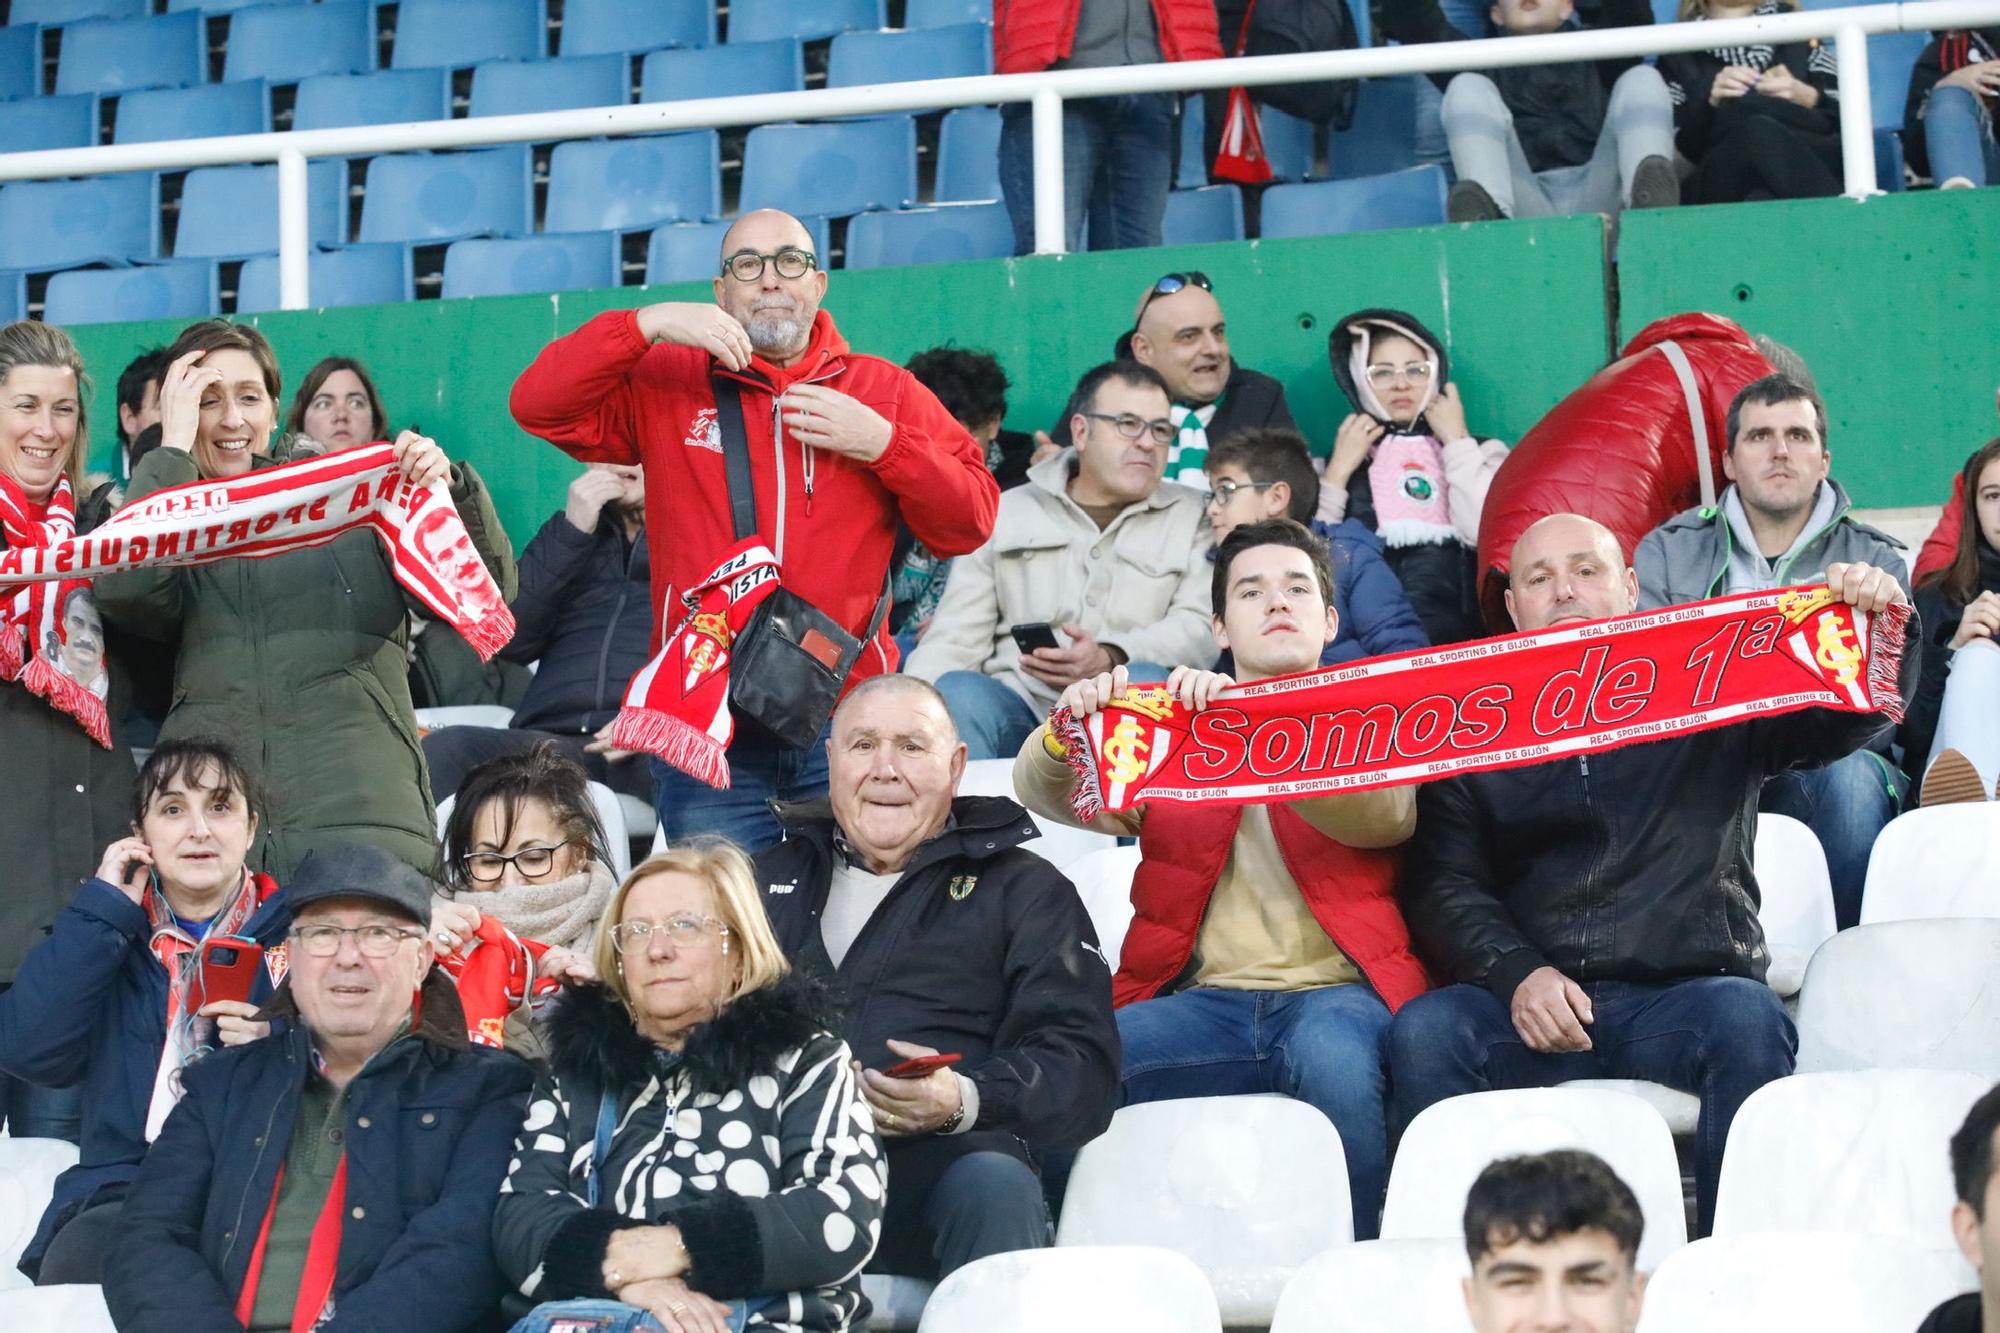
36, 1200, 123, 1285
1691, 100, 1841, 203
869, 1134, 1050, 1281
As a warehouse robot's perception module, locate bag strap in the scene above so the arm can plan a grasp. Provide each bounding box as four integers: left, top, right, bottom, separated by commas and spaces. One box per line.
712, 374, 758, 543
585, 1088, 619, 1208
1233, 0, 1259, 56
1653, 341, 1718, 509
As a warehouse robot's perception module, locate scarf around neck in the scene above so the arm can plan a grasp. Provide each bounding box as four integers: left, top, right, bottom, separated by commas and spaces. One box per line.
451, 860, 613, 954
0, 471, 111, 746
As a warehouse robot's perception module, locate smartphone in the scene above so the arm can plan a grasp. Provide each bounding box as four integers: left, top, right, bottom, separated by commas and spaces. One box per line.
1009, 622, 1061, 654
882, 1052, 963, 1079
194, 936, 265, 1009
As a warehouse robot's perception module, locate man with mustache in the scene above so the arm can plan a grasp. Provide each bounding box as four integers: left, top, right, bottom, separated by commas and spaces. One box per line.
1634, 373, 1912, 931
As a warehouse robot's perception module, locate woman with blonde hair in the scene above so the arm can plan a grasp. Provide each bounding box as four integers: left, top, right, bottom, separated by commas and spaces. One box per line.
495, 839, 884, 1333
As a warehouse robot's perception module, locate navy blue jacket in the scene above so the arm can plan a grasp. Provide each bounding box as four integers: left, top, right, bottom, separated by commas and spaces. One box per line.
0, 877, 290, 1278
503, 511, 652, 736
103, 973, 532, 1333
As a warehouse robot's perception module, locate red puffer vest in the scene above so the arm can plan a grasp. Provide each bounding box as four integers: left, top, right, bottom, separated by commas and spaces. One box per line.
1114, 801, 1430, 1012
995, 0, 1224, 75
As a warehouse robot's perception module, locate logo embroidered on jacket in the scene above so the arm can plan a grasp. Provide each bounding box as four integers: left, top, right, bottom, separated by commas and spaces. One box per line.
768, 881, 795, 895
263, 941, 289, 987
684, 407, 722, 454
948, 874, 978, 901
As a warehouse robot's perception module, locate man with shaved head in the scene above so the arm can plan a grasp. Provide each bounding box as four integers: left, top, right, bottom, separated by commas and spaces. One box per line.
752, 674, 1118, 1283
512, 209, 1001, 851
1389, 513, 1914, 1237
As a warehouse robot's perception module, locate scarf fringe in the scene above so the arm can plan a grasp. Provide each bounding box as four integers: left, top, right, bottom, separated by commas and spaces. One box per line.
21, 652, 111, 748
0, 623, 21, 681
1866, 599, 1912, 724
1051, 707, 1107, 822
611, 706, 732, 789
456, 602, 518, 662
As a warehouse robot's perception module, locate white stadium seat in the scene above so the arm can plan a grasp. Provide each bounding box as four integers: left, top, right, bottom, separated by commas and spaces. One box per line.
1860, 804, 2000, 925
411, 704, 516, 730
1057, 1096, 1352, 1326
0, 1137, 80, 1291
1636, 1233, 1971, 1332
1382, 1088, 1688, 1273
1795, 918, 2000, 1074
861, 1274, 935, 1331
1558, 1079, 1700, 1137
1270, 1239, 1473, 1333
958, 758, 1117, 870
0, 1283, 116, 1330
918, 1247, 1222, 1333
1061, 844, 1139, 968
1753, 812, 1836, 996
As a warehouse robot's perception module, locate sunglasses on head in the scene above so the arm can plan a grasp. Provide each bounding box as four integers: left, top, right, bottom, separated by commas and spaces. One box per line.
1136, 271, 1213, 324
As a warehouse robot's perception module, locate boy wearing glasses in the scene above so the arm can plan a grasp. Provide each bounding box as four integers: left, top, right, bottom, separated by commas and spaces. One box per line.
107, 844, 534, 1333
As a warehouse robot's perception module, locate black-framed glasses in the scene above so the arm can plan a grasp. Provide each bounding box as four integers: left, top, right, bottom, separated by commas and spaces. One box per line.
1365, 361, 1434, 388
1081, 412, 1175, 446
291, 923, 425, 958
1136, 271, 1212, 323
1206, 478, 1278, 507
460, 842, 572, 884
611, 914, 732, 955
723, 248, 817, 282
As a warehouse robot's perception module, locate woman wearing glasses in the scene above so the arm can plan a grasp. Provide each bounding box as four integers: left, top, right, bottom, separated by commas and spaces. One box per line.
495, 839, 884, 1333
433, 744, 618, 1057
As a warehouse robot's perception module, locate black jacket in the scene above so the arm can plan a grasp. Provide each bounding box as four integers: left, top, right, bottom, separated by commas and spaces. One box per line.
1049, 362, 1296, 452
1402, 630, 1918, 1004
1918, 1293, 1983, 1333
1902, 543, 2000, 797
1658, 10, 1841, 162
503, 511, 653, 736
754, 795, 1119, 1156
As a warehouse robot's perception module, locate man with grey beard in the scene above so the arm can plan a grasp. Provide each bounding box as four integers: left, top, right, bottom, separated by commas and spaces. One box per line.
512, 208, 1000, 850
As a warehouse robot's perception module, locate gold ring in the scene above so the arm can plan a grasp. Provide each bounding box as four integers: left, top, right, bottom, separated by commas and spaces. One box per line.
669, 1302, 689, 1316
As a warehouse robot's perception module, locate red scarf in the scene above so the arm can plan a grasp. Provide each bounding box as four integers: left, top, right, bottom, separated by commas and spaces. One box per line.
439, 915, 558, 1048
233, 1155, 348, 1333
0, 472, 109, 746
609, 536, 781, 787
1054, 585, 1910, 818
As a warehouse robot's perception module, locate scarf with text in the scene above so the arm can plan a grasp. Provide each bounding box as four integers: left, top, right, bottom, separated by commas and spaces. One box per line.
609, 536, 781, 787
0, 472, 111, 746
1053, 585, 1909, 818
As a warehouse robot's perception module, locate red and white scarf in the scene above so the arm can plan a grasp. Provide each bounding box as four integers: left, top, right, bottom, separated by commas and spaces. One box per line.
0, 472, 110, 746
609, 536, 781, 788
1054, 585, 1910, 818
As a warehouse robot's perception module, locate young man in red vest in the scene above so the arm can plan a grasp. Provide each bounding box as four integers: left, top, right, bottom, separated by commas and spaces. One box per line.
1012, 517, 1427, 1237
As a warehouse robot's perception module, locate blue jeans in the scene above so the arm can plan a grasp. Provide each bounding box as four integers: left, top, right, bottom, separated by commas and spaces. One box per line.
999, 93, 1177, 254
1388, 977, 1796, 1236
0, 1069, 82, 1142
1117, 984, 1394, 1239
1760, 749, 1906, 930
649, 722, 830, 854
933, 670, 1044, 762
1924, 85, 2000, 186
509, 1298, 747, 1333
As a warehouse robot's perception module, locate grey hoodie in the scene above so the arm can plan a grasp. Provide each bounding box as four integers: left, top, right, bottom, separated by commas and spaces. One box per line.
1633, 478, 1909, 610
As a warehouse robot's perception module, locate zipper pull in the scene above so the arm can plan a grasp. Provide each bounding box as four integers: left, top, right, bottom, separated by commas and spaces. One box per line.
1580, 753, 1591, 778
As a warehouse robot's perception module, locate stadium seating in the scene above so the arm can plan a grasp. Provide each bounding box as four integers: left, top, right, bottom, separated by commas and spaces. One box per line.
9, 0, 143, 23
640, 38, 805, 104
860, 1275, 935, 1332
1381, 1087, 1688, 1272
1859, 804, 2000, 924
174, 160, 347, 259
957, 759, 1116, 870
826, 23, 992, 90
906, 0, 991, 25
543, 132, 723, 232
644, 215, 832, 286
1261, 166, 1451, 238
43, 259, 220, 325
1061, 844, 1139, 968
0, 273, 24, 323
468, 53, 629, 118
1638, 1233, 1971, 1332
1754, 811, 1837, 996
222, 0, 375, 85
441, 231, 621, 298
1162, 185, 1246, 246
412, 705, 517, 730
235, 243, 416, 311
935, 105, 1003, 202
0, 25, 39, 102
293, 68, 453, 131
0, 93, 99, 152
113, 80, 271, 145
727, 0, 884, 45
1179, 93, 1319, 189
0, 172, 159, 271
1795, 918, 2000, 1074
389, 0, 546, 71
1867, 30, 1931, 131
55, 10, 205, 96
169, 0, 304, 12
843, 202, 1013, 269
1269, 1239, 1473, 1333
738, 116, 919, 220
357, 146, 535, 244
0, 1137, 80, 1287
1558, 1077, 1699, 1137
1330, 78, 1425, 179
1058, 1096, 1354, 1326
917, 1247, 1223, 1333
559, 0, 714, 57
0, 1285, 115, 1330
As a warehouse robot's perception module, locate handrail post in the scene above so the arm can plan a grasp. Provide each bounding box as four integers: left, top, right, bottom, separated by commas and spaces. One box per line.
1030, 87, 1067, 255
277, 144, 311, 310
1835, 23, 1879, 198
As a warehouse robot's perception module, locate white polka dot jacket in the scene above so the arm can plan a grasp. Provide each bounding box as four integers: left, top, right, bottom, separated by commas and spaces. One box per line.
493, 973, 884, 1332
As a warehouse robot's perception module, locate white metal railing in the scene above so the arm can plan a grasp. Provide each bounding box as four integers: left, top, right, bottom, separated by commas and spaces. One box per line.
0, 0, 1993, 308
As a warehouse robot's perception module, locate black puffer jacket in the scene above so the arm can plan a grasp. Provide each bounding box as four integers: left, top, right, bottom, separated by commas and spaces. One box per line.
1902, 542, 2000, 798
503, 512, 652, 736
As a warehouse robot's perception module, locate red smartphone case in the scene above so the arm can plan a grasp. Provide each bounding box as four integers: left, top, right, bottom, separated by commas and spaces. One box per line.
195, 936, 264, 1009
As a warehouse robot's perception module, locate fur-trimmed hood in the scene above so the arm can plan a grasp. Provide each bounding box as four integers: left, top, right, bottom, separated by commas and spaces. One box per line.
544, 969, 845, 1097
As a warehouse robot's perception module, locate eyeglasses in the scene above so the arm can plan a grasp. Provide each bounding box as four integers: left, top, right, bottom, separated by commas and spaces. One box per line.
1136, 271, 1212, 324
611, 914, 732, 955
722, 248, 817, 282
1365, 362, 1434, 388
1206, 478, 1278, 507
460, 842, 571, 884
291, 923, 424, 958
1082, 412, 1176, 446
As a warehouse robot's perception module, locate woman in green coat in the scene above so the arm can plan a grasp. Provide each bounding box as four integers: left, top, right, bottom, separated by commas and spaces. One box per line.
95, 321, 517, 879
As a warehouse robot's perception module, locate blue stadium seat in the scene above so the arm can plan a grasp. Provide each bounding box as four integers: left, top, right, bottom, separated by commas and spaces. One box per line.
168, 0, 306, 12
294, 67, 451, 130
561, 0, 712, 56
1260, 165, 1449, 237
0, 26, 38, 102
9, 0, 143, 24
1178, 93, 1316, 187
469, 54, 627, 117
174, 160, 347, 258
645, 215, 831, 285
114, 80, 271, 144
544, 132, 722, 230
1650, 0, 1678, 24
441, 231, 622, 297
390, 0, 546, 70
358, 146, 534, 243
223, 0, 374, 84
0, 93, 98, 150
0, 272, 24, 323
843, 201, 1012, 269
43, 260, 219, 326
727, 0, 883, 44
1876, 126, 1905, 191
936, 105, 1002, 201
640, 38, 802, 103
1161, 184, 1245, 245
1867, 30, 1928, 131
905, 0, 989, 26
55, 11, 204, 95
739, 116, 917, 219
0, 173, 158, 270
236, 242, 414, 311
827, 23, 990, 88
1329, 77, 1422, 178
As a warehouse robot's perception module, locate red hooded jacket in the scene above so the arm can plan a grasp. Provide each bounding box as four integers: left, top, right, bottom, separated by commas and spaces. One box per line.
995, 0, 1223, 74
510, 308, 999, 684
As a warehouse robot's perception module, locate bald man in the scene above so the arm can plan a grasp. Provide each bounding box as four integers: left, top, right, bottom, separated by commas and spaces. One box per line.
1388, 514, 1915, 1237
512, 209, 1001, 851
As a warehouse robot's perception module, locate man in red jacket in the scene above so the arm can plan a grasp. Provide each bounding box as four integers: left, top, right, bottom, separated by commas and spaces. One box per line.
1012, 517, 1425, 1238
510, 209, 1000, 851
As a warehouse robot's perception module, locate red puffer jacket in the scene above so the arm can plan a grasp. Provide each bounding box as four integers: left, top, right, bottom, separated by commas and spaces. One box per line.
995, 0, 1223, 74
510, 308, 999, 683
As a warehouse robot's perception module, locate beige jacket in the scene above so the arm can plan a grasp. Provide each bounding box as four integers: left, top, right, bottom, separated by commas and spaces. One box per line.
906, 450, 1217, 708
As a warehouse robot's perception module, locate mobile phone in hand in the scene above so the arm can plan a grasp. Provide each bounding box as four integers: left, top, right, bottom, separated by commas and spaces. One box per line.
1009, 622, 1062, 654
193, 936, 264, 1010
882, 1052, 962, 1079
